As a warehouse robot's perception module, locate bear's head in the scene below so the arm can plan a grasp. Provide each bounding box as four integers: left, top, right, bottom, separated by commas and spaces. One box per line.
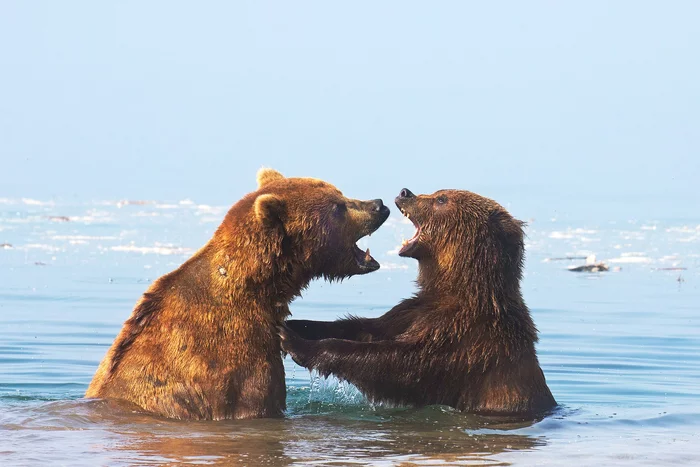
394, 188, 525, 287
251, 168, 390, 280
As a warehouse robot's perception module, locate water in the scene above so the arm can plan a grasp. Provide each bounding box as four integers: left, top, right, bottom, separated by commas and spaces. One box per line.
1, 197, 699, 466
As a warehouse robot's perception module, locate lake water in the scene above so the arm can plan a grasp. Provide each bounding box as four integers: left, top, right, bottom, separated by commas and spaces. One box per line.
1, 195, 699, 466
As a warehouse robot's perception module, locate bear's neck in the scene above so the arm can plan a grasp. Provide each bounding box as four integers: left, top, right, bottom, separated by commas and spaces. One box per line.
417, 256, 521, 301
205, 219, 316, 307
414, 258, 539, 368
203, 238, 313, 306
416, 257, 536, 344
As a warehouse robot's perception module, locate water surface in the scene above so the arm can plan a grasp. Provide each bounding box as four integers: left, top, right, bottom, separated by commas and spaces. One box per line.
1, 197, 699, 466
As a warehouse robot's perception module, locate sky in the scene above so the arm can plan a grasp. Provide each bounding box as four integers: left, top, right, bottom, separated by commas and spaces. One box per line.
1, 1, 698, 220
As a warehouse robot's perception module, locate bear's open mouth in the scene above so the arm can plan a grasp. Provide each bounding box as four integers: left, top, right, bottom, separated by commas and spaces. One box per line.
353, 244, 379, 272
398, 209, 421, 257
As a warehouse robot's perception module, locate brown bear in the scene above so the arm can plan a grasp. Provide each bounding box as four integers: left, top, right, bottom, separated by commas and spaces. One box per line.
85, 168, 390, 420
281, 188, 557, 417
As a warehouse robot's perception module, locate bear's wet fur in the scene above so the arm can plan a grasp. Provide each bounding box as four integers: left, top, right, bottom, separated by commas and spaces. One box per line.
282, 188, 556, 417
86, 169, 389, 420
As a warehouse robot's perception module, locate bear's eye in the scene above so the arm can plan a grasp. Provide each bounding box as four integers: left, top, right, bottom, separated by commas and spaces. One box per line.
333, 202, 347, 216
436, 195, 448, 205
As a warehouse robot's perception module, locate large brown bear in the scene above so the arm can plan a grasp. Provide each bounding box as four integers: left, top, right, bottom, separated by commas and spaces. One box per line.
86, 169, 390, 420
281, 188, 556, 417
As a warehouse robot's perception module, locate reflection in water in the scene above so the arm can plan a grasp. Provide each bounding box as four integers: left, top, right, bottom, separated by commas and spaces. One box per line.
1, 398, 544, 466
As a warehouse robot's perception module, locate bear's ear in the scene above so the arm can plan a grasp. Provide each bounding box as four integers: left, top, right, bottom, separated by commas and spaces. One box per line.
254, 193, 286, 227
257, 168, 285, 189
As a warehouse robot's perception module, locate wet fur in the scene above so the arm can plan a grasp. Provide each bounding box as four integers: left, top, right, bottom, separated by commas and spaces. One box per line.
283, 189, 556, 416
86, 169, 389, 420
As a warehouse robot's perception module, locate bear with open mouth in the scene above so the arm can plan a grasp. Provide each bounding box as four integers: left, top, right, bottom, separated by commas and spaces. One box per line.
281, 188, 557, 417
86, 169, 389, 420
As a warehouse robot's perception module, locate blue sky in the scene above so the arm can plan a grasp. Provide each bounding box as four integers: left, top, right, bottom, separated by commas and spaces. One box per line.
1, 1, 698, 219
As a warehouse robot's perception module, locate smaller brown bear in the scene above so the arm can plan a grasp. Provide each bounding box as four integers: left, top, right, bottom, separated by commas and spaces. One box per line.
281, 188, 556, 417
86, 169, 389, 420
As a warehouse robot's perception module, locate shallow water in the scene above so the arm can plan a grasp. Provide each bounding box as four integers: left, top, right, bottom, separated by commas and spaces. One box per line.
1, 197, 699, 466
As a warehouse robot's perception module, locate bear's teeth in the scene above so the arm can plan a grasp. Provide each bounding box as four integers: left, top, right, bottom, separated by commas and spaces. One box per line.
406, 213, 410, 219
365, 248, 372, 262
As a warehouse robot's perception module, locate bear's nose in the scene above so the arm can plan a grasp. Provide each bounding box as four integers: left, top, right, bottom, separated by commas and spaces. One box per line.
399, 188, 415, 199
371, 199, 385, 212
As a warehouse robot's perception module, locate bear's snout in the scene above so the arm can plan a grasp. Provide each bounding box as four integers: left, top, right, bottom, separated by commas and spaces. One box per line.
395, 188, 417, 212
399, 188, 415, 199
370, 199, 385, 212
358, 198, 390, 224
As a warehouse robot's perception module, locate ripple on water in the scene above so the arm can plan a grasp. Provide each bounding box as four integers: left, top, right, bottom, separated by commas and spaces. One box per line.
0, 398, 550, 466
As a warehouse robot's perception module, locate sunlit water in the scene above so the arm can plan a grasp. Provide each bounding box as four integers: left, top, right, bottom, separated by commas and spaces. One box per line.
1, 197, 699, 466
